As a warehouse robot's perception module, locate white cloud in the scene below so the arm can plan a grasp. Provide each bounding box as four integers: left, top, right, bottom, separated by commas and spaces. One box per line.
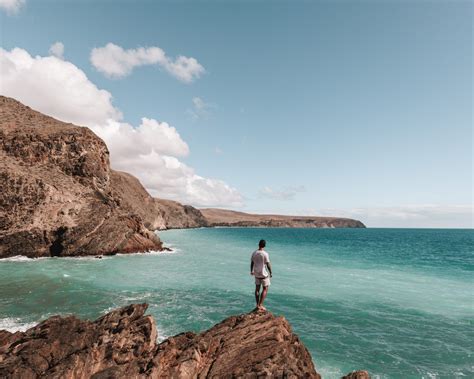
215, 147, 223, 154
314, 205, 473, 228
187, 96, 216, 120
90, 43, 205, 83
0, 0, 24, 14
49, 42, 64, 59
0, 46, 241, 208
92, 118, 189, 159
259, 186, 306, 201
0, 47, 121, 126
113, 151, 242, 207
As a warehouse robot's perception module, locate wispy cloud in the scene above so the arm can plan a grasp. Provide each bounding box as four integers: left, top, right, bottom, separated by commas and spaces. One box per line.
90, 43, 205, 83
259, 185, 306, 201
49, 42, 64, 59
187, 97, 216, 120
0, 0, 25, 14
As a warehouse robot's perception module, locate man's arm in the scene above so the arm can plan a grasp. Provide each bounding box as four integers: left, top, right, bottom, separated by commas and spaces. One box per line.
250, 260, 254, 275
266, 261, 272, 277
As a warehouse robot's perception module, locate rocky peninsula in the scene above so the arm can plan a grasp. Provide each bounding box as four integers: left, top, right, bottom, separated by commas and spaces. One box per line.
0, 96, 365, 259
0, 304, 370, 379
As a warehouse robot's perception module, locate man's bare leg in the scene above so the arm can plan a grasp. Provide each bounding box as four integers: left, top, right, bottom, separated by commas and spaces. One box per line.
258, 286, 268, 310
255, 284, 261, 308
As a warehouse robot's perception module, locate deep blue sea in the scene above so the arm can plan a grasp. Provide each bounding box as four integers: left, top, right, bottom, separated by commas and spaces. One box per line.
0, 228, 472, 378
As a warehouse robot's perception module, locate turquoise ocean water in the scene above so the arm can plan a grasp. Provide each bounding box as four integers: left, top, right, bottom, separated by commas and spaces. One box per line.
0, 228, 472, 378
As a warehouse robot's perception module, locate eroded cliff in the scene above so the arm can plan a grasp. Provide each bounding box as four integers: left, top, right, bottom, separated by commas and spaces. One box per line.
0, 96, 162, 258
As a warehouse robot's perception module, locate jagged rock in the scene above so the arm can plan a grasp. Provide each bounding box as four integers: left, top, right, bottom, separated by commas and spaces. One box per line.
153, 310, 319, 378
0, 304, 155, 378
0, 304, 321, 379
342, 370, 371, 379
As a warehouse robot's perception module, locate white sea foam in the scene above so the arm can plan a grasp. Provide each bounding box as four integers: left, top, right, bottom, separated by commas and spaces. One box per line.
0, 317, 37, 333
157, 332, 169, 343
120, 292, 153, 302
0, 255, 112, 262
0, 255, 45, 262
115, 248, 180, 257
0, 245, 180, 263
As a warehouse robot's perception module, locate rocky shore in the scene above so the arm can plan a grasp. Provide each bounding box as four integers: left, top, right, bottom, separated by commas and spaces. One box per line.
0, 96, 365, 258
0, 304, 370, 379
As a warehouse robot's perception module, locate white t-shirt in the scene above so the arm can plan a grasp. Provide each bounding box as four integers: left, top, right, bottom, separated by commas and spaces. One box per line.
251, 249, 270, 278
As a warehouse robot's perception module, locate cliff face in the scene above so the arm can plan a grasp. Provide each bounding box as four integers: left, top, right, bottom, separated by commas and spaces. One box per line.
201, 208, 366, 228
154, 198, 209, 229
0, 304, 322, 379
109, 171, 209, 230
0, 96, 162, 258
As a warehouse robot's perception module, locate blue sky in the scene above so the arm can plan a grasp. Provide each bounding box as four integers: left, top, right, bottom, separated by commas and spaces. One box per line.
1, 0, 472, 227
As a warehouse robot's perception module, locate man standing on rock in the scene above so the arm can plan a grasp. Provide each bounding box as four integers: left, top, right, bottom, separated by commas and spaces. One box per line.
250, 239, 272, 311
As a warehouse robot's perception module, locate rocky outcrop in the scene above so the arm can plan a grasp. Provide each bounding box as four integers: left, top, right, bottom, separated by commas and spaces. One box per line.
0, 96, 162, 258
0, 304, 323, 378
201, 209, 366, 228
110, 171, 167, 231
155, 198, 209, 229
342, 371, 371, 379
109, 171, 208, 230
154, 309, 319, 378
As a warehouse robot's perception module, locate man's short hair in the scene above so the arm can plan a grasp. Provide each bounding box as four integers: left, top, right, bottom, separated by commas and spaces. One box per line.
259, 239, 266, 248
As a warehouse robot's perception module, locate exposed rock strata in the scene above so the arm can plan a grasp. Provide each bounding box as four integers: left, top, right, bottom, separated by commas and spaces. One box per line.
154, 198, 209, 229
110, 171, 209, 230
0, 304, 323, 379
201, 208, 366, 228
0, 96, 162, 258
